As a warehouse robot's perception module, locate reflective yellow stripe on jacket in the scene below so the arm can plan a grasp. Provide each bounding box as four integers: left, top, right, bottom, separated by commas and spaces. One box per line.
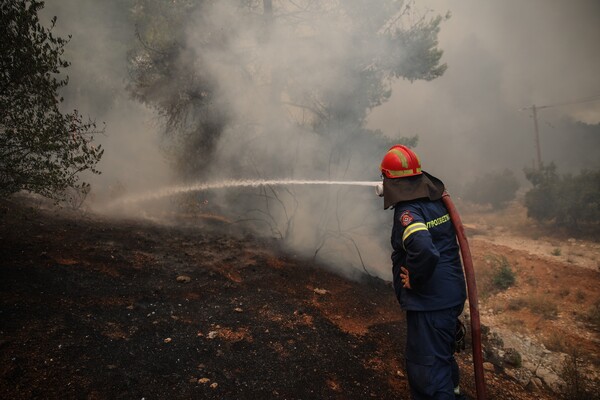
402, 222, 428, 244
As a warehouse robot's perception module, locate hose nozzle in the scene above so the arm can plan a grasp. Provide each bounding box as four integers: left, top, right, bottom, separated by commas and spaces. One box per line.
375, 183, 384, 197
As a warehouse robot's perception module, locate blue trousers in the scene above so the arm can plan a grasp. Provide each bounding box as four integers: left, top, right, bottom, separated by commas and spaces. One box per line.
405, 305, 463, 400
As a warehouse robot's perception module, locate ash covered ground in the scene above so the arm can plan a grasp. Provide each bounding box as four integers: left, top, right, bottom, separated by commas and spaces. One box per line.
0, 196, 552, 399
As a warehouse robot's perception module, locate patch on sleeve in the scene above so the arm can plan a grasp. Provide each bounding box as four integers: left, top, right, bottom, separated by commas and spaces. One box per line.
399, 211, 414, 227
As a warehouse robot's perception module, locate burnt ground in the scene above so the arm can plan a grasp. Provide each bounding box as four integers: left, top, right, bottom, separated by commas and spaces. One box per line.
0, 197, 553, 399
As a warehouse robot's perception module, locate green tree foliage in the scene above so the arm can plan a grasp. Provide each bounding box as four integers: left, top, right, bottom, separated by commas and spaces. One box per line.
127, 0, 447, 177
523, 163, 559, 221
524, 163, 600, 227
462, 169, 519, 209
127, 0, 226, 177
0, 0, 103, 199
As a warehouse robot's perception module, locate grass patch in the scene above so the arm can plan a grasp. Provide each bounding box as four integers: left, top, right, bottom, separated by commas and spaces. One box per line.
575, 290, 586, 303
506, 295, 558, 320
507, 297, 527, 311
527, 294, 558, 320
524, 275, 538, 287
585, 301, 600, 330
543, 331, 571, 353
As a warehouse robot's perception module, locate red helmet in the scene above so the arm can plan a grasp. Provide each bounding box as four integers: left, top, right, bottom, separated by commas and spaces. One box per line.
380, 145, 422, 178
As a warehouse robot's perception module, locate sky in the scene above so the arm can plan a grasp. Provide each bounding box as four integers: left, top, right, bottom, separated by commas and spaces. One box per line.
40, 0, 600, 279
368, 0, 600, 186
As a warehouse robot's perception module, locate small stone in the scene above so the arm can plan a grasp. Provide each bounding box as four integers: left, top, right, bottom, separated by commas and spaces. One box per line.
504, 368, 516, 380
396, 370, 405, 377
198, 378, 210, 384
313, 288, 329, 295
483, 362, 495, 372
163, 337, 172, 343
523, 361, 536, 372
234, 307, 243, 312
536, 367, 562, 392
207, 331, 218, 339
176, 275, 191, 283
526, 377, 543, 392
210, 382, 218, 389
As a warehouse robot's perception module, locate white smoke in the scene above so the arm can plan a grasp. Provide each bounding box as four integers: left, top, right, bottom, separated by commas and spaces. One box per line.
369, 0, 600, 183
41, 0, 600, 280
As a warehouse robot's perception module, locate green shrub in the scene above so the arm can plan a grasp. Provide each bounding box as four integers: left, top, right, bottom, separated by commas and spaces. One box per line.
463, 169, 520, 210
479, 255, 516, 297
491, 256, 516, 290
503, 348, 522, 368
0, 0, 104, 200
524, 164, 600, 227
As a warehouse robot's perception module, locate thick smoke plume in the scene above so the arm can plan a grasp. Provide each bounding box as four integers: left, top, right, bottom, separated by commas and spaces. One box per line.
42, 0, 600, 280
187, 1, 448, 278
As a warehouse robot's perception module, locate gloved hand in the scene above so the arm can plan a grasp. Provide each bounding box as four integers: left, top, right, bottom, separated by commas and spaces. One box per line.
400, 266, 411, 289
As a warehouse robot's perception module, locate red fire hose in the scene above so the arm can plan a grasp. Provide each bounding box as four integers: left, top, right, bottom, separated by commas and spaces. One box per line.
442, 192, 488, 400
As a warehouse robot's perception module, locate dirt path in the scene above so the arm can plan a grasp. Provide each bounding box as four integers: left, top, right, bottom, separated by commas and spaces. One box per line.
472, 231, 599, 271
461, 211, 600, 395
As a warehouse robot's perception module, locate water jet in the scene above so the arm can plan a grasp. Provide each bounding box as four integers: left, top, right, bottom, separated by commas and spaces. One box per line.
103, 179, 380, 209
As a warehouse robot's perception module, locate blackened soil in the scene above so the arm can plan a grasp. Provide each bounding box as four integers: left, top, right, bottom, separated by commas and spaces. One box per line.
0, 197, 550, 399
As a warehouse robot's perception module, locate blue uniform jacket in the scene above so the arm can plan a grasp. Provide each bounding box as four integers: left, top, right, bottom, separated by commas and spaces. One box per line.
391, 199, 467, 311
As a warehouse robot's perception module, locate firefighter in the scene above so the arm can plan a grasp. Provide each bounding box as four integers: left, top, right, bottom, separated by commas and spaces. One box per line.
380, 145, 467, 400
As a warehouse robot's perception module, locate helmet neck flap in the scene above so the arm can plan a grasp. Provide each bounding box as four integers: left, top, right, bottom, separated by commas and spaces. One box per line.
382, 171, 445, 209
